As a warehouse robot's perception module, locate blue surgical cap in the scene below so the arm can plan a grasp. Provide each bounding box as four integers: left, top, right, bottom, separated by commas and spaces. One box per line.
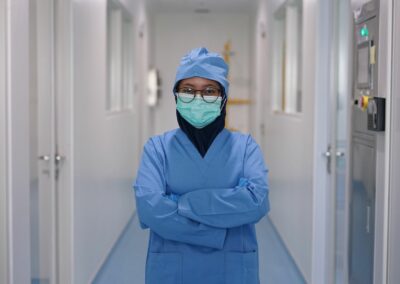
174, 47, 229, 97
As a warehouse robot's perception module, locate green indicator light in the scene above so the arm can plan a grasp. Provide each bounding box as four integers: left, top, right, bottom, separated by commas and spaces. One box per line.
360, 26, 369, 37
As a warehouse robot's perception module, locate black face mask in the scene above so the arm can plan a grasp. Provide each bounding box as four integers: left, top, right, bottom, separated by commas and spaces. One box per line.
176, 100, 226, 158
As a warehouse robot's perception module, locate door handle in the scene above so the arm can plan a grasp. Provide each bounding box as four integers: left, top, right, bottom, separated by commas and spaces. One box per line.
38, 154, 65, 178
55, 154, 66, 180
38, 155, 51, 175
38, 155, 51, 161
323, 145, 332, 174
336, 151, 345, 157
55, 155, 65, 162
38, 155, 66, 162
366, 205, 371, 234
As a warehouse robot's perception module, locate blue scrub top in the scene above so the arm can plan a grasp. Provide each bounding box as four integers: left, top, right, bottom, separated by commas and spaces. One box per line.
133, 128, 270, 284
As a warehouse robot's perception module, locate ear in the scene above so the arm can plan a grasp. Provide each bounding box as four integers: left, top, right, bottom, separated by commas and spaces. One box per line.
217, 82, 226, 97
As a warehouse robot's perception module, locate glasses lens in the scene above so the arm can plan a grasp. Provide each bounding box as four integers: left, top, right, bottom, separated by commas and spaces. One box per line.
202, 87, 221, 103
203, 95, 221, 103
177, 92, 194, 103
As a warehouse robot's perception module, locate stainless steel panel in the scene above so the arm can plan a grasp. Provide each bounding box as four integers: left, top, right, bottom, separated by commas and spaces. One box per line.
349, 142, 375, 284
350, 2, 379, 283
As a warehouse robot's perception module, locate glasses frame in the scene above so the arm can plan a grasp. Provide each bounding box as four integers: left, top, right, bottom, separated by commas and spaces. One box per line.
174, 87, 222, 103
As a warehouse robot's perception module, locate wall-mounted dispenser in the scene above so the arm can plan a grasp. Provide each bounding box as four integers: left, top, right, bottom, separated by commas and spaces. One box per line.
353, 95, 385, 131
147, 68, 161, 107
367, 97, 385, 131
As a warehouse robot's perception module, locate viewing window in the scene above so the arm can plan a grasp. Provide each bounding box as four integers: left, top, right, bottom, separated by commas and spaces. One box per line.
107, 0, 135, 112
271, 0, 302, 114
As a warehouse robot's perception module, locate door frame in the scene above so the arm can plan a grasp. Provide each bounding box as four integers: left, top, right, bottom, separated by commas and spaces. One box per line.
387, 0, 400, 282
1, 0, 31, 283
0, 0, 8, 282
375, 0, 393, 283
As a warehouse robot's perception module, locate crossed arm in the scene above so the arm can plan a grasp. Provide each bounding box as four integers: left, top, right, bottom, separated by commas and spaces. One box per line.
133, 136, 269, 249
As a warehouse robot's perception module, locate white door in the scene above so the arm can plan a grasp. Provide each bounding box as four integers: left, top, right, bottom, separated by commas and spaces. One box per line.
30, 0, 58, 283
330, 1, 353, 283
312, 0, 353, 283
30, 1, 75, 283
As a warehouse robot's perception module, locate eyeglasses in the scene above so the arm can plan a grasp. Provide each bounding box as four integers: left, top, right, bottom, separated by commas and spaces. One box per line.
175, 86, 222, 103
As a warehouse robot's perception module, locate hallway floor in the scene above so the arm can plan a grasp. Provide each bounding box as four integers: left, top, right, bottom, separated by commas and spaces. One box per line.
93, 214, 306, 284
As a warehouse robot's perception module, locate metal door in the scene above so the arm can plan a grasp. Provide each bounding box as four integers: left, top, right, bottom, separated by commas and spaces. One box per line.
349, 138, 375, 284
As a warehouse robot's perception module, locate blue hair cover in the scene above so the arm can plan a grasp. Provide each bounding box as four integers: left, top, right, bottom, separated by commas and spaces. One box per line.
174, 47, 229, 96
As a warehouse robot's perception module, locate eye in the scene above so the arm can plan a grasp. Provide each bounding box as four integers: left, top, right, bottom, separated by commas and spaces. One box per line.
179, 87, 195, 94
204, 87, 219, 96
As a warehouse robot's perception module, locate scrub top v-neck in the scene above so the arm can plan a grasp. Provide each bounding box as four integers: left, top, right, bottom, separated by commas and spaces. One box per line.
133, 128, 270, 284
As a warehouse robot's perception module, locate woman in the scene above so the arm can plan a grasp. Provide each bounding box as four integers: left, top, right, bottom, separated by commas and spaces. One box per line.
133, 47, 270, 284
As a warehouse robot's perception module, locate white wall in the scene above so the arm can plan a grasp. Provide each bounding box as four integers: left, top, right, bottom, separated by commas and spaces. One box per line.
135, 0, 151, 152
255, 0, 316, 282
72, 1, 141, 282
250, 0, 267, 144
150, 12, 252, 135
0, 0, 8, 282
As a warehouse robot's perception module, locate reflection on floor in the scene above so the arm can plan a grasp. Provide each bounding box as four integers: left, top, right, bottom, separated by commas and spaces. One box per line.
94, 214, 306, 284
31, 279, 49, 284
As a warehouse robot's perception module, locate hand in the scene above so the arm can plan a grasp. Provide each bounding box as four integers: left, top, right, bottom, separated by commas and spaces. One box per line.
238, 177, 249, 187
166, 193, 180, 202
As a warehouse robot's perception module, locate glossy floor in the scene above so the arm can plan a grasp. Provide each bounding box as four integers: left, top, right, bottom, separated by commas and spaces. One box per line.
93, 214, 306, 284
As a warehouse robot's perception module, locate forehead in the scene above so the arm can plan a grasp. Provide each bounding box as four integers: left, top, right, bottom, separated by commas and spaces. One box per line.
179, 77, 219, 87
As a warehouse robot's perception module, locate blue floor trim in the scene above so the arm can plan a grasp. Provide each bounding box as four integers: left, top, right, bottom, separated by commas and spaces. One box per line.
93, 213, 306, 284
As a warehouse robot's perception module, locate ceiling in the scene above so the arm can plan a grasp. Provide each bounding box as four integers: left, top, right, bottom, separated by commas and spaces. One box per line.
146, 0, 259, 13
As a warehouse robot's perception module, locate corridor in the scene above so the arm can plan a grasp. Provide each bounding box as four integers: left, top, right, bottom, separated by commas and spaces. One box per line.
1, 0, 400, 283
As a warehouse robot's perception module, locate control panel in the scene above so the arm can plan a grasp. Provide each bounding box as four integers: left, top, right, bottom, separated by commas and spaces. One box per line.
353, 3, 385, 132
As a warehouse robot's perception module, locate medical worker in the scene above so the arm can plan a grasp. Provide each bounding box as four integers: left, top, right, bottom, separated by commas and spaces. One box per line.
133, 47, 270, 284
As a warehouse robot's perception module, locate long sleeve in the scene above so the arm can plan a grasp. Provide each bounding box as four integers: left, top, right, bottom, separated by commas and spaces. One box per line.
133, 138, 227, 249
177, 135, 270, 229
